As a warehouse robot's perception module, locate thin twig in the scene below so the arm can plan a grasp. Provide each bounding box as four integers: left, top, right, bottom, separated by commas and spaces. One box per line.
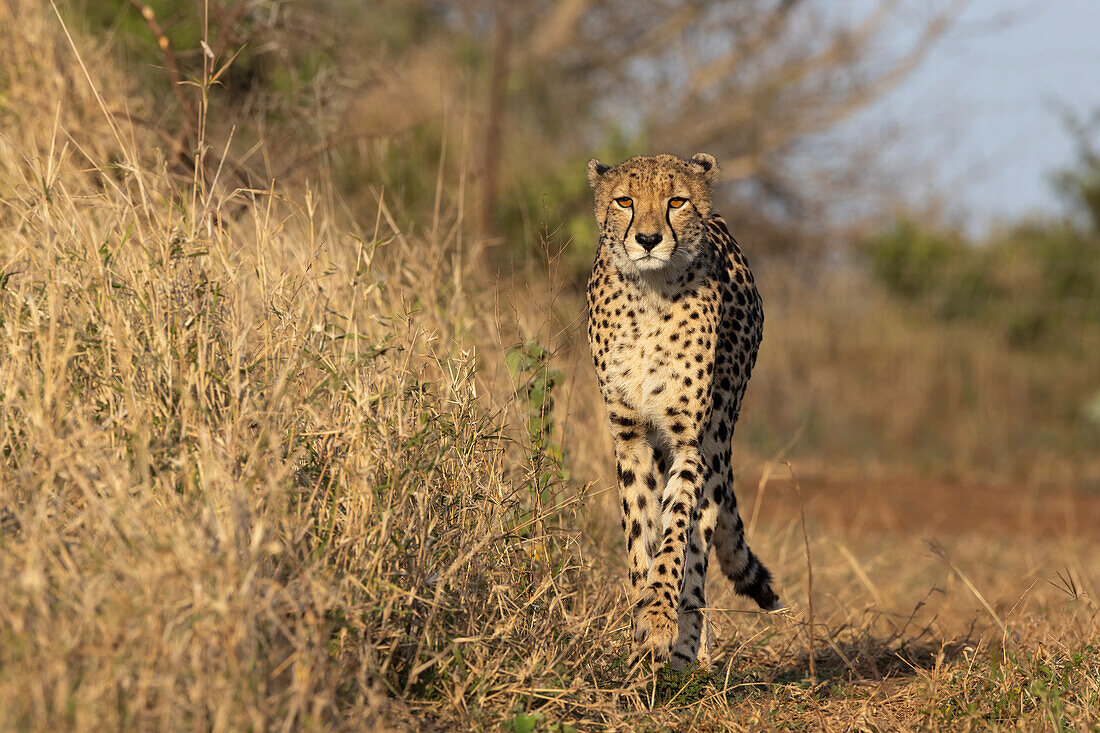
785, 460, 815, 684
927, 540, 1011, 648
127, 0, 196, 162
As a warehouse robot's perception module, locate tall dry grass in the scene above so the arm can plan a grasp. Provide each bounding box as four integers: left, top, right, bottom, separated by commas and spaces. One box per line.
0, 3, 609, 727
1, 2, 1098, 731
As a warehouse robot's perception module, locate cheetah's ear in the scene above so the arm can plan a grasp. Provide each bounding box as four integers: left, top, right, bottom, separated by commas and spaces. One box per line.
587, 159, 611, 189
689, 153, 719, 183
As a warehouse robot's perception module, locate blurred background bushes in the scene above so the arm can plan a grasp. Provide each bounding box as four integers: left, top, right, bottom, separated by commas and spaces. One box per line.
865, 137, 1100, 350
63, 1, 970, 259
50, 0, 1100, 482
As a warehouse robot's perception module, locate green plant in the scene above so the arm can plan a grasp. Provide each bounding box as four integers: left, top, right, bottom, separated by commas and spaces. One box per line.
504, 710, 579, 733
506, 339, 568, 510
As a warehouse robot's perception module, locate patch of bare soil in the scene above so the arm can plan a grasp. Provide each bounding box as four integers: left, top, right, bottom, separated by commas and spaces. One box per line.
744, 471, 1100, 539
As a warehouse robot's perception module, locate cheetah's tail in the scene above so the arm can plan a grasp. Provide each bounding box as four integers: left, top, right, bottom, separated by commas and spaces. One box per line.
714, 513, 782, 611
729, 548, 781, 611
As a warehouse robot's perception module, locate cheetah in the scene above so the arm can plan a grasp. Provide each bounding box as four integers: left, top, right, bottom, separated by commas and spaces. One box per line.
585, 153, 780, 669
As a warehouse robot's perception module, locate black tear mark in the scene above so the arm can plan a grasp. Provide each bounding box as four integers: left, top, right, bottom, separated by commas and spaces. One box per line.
665, 206, 680, 248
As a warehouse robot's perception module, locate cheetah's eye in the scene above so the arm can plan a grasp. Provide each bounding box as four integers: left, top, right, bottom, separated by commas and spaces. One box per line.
668, 197, 687, 209
614, 197, 633, 208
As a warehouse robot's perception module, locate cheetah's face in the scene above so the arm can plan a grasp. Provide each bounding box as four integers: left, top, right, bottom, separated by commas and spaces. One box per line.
586, 153, 718, 274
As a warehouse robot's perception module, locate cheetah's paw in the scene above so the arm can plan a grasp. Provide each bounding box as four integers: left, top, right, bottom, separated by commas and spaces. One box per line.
632, 604, 677, 665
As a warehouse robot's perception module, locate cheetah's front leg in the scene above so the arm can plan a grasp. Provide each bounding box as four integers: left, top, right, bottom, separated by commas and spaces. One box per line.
670, 467, 722, 668
634, 442, 704, 663
608, 408, 661, 605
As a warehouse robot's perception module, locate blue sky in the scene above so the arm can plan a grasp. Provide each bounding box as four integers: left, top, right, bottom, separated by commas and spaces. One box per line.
861, 0, 1100, 229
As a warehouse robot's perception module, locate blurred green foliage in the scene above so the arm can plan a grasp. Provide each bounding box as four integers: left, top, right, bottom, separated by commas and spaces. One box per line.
63, 2, 1100, 358
865, 133, 1100, 350
63, 1, 649, 275
498, 126, 644, 277
1054, 113, 1100, 234
71, 0, 333, 104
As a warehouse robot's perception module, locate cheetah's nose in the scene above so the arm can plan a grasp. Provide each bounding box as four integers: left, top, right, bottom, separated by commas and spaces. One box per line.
635, 232, 663, 251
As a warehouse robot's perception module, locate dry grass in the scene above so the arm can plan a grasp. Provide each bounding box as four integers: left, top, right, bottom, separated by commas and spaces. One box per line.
741, 266, 1100, 486
1, 3, 1099, 731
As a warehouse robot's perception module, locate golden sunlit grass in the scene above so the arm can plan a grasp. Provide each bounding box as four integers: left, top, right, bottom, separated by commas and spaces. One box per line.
1, 3, 1098, 730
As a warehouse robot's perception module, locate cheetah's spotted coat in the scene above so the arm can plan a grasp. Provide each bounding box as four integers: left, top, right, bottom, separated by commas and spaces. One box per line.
585, 153, 779, 668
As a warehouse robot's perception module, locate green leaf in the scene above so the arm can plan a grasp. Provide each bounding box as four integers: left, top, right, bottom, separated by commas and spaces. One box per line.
506, 711, 544, 733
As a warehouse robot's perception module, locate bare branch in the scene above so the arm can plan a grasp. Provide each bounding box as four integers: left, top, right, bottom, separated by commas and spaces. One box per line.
127, 0, 196, 156
526, 0, 594, 61
668, 0, 969, 177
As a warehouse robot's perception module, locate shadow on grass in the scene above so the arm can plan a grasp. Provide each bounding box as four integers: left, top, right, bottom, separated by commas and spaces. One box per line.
617, 637, 972, 711
768, 637, 973, 687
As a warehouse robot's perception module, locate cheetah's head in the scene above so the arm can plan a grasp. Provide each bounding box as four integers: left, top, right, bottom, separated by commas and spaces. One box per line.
586, 153, 718, 274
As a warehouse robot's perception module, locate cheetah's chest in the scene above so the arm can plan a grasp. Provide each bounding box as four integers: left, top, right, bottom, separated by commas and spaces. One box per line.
590, 284, 721, 422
